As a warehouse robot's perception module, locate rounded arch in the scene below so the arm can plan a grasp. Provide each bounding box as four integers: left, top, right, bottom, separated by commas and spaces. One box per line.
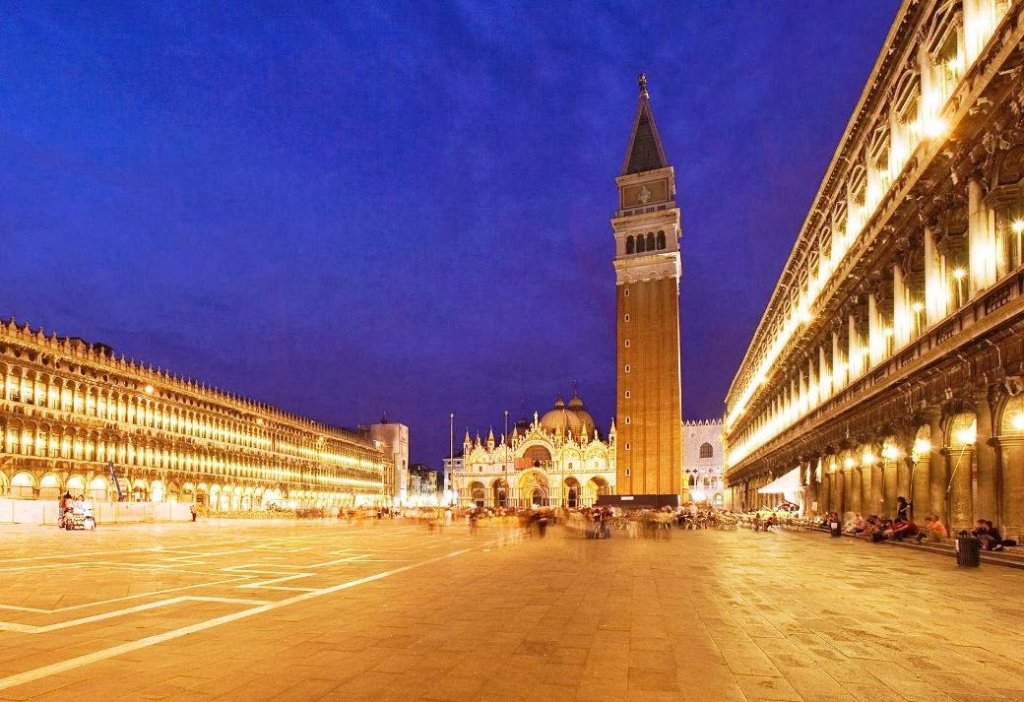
65, 475, 86, 495
88, 476, 109, 501
39, 473, 60, 500
490, 477, 509, 508
11, 471, 34, 498
564, 476, 581, 508
626, 236, 635, 255
948, 412, 977, 448
698, 442, 713, 459
636, 235, 646, 253
517, 469, 548, 507
519, 443, 552, 468
646, 232, 655, 250
468, 481, 486, 508
656, 230, 666, 249
999, 394, 1024, 435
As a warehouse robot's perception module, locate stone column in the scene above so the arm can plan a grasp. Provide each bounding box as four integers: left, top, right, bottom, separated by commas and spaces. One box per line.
803, 461, 816, 515
928, 412, 948, 522
821, 471, 831, 514
884, 457, 899, 518
840, 468, 851, 514
975, 390, 999, 525
850, 468, 861, 515
999, 436, 1024, 541
949, 444, 975, 533
912, 452, 931, 518
896, 456, 911, 508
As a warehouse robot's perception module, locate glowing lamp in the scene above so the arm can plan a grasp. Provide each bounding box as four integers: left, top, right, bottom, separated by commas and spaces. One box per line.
861, 451, 876, 466
1012, 413, 1024, 432
952, 267, 967, 281
911, 302, 924, 313
843, 457, 857, 470
954, 426, 977, 445
1012, 219, 1024, 235
144, 384, 154, 395
881, 445, 900, 460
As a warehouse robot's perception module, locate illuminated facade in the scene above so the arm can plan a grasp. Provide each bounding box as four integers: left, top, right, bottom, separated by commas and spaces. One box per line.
0, 320, 388, 508
612, 74, 683, 496
723, 0, 1024, 538
453, 394, 616, 508
682, 419, 724, 506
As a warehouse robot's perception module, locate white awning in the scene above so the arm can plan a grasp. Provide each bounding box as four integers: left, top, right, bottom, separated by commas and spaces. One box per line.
757, 467, 802, 494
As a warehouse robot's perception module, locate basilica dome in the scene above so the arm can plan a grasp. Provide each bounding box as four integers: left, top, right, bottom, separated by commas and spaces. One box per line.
539, 393, 596, 438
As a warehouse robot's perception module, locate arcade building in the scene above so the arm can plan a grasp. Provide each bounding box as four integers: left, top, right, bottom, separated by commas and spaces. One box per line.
0, 319, 390, 509
723, 0, 1024, 539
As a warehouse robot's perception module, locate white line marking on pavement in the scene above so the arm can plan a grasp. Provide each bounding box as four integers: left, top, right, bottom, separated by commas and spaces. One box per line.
0, 595, 270, 633
0, 541, 491, 691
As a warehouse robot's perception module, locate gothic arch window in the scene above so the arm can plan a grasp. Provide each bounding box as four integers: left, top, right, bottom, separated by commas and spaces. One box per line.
657, 231, 666, 249
636, 236, 645, 253
646, 232, 655, 250
626, 236, 635, 254
699, 442, 713, 459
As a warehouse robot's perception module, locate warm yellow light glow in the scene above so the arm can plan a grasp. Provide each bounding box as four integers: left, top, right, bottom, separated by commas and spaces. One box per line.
911, 302, 924, 313
912, 438, 931, 456
919, 116, 948, 139
861, 451, 876, 466
1013, 413, 1024, 432
952, 267, 967, 281
881, 445, 900, 460
144, 384, 154, 395
256, 418, 264, 426
843, 457, 856, 470
1012, 220, 1024, 235
798, 309, 813, 324
883, 327, 894, 338
954, 426, 977, 445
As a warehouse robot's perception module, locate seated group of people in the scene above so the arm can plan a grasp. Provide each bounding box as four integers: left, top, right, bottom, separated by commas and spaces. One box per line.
970, 519, 1011, 552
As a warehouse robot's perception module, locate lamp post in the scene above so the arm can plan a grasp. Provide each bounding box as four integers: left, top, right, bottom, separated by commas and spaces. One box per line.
503, 410, 509, 509
449, 412, 455, 507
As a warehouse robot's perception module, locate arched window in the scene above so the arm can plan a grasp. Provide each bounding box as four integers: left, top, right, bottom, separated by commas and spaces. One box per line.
657, 231, 666, 249
636, 236, 645, 253
646, 232, 655, 250
688, 475, 696, 488
626, 236, 635, 254
699, 442, 713, 459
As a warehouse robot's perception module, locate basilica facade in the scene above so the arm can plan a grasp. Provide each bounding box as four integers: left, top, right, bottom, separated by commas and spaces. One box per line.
0, 319, 389, 509
723, 0, 1024, 538
452, 393, 616, 508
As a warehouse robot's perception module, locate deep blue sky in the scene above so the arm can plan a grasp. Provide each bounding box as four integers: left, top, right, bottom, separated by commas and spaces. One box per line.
1, 1, 900, 466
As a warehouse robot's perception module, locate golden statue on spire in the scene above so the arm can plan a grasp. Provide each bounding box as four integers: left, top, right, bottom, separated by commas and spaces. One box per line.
638, 72, 649, 98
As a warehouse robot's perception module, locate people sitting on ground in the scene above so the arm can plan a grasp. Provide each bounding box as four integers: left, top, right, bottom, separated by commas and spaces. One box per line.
915, 515, 948, 543
845, 513, 865, 534
972, 519, 1006, 551
871, 518, 893, 542
890, 517, 918, 541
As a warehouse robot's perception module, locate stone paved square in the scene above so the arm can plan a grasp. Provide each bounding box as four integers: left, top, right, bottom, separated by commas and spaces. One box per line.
0, 520, 1022, 701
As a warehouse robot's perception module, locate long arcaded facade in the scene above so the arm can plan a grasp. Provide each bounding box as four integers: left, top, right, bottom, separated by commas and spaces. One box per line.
723, 0, 1024, 538
0, 319, 387, 509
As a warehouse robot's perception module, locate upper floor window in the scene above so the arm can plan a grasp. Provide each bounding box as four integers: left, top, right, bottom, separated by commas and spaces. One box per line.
699, 442, 713, 459
657, 231, 666, 249
626, 236, 635, 255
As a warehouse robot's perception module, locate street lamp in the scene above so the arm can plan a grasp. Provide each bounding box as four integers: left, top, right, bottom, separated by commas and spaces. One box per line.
503, 410, 509, 509
449, 412, 455, 507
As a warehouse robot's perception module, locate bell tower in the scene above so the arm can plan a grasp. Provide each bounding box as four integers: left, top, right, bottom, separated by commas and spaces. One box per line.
612, 73, 682, 498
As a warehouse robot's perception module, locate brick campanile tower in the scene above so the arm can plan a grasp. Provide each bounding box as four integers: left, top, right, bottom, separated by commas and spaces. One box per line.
612, 74, 682, 497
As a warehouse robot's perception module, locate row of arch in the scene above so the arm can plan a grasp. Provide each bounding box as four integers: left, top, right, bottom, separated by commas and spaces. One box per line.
465, 472, 610, 508
0, 361, 378, 468
0, 417, 382, 491
736, 393, 1024, 536
0, 470, 375, 509
625, 231, 667, 255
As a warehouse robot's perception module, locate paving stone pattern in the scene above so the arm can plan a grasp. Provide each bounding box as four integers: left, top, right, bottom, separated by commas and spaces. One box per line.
0, 520, 1021, 701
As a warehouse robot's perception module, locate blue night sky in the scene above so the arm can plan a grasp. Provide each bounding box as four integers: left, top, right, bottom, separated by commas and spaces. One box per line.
1, 1, 900, 466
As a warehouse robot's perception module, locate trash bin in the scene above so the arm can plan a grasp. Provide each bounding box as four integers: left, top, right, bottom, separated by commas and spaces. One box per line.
829, 521, 842, 538
955, 531, 981, 567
